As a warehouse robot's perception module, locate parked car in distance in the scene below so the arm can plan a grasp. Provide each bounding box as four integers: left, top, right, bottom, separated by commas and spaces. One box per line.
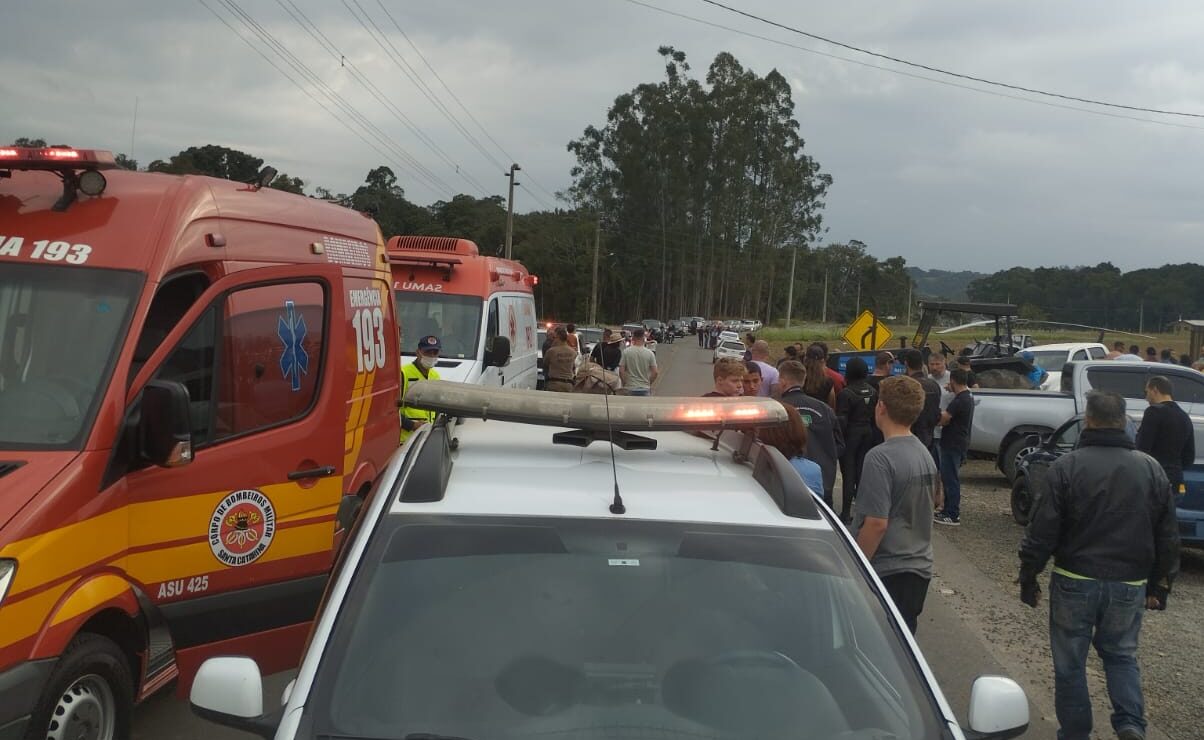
622, 323, 657, 352
641, 318, 667, 342
718, 330, 740, 344
714, 340, 747, 364
1010, 413, 1204, 547
1022, 342, 1108, 390
970, 360, 1204, 481
576, 326, 603, 353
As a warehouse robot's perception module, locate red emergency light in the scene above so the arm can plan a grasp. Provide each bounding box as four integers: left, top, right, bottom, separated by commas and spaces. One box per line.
0, 146, 117, 171
0, 145, 119, 210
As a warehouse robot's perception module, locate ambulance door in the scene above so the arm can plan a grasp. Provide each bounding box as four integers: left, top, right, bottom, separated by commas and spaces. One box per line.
116, 267, 343, 673
511, 293, 539, 389
480, 296, 502, 387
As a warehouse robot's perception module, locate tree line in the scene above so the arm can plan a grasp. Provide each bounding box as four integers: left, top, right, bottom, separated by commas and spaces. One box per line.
966, 262, 1204, 332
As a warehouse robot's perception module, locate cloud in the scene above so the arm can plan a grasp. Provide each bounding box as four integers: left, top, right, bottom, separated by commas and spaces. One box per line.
3, 0, 1204, 271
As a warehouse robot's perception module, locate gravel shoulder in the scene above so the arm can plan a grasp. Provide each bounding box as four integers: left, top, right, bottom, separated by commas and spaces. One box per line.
932, 460, 1200, 740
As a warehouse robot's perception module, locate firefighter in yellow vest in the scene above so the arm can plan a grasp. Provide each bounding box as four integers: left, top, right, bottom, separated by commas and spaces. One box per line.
400, 334, 442, 443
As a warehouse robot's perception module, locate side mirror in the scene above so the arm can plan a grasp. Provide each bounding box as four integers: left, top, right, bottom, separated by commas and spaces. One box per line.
964, 675, 1029, 739
139, 380, 193, 468
336, 493, 364, 532
190, 657, 279, 738
486, 335, 511, 368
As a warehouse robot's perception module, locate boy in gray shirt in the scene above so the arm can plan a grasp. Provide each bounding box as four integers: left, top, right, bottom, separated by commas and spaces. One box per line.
853, 375, 938, 634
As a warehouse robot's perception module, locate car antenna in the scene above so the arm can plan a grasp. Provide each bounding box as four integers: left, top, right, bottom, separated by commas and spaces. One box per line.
602, 386, 625, 515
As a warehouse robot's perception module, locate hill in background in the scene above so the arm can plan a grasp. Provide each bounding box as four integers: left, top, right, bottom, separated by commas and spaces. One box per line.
906, 267, 986, 300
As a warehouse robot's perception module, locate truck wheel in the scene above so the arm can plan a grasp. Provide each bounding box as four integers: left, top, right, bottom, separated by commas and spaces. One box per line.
26, 633, 133, 740
1000, 435, 1040, 483
1011, 476, 1034, 525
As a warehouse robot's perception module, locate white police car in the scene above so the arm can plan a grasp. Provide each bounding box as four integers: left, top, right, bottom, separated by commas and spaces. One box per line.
190, 383, 1029, 740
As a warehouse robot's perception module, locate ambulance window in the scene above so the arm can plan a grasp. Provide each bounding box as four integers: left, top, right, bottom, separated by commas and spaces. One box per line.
131, 274, 207, 381
152, 306, 219, 443
486, 298, 499, 341
215, 282, 325, 440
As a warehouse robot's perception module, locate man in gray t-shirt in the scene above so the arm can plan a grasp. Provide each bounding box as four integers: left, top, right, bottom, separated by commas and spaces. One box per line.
618, 328, 659, 396
853, 375, 937, 634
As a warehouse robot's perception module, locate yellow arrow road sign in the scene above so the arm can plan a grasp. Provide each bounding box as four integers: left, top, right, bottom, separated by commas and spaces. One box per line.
843, 310, 893, 351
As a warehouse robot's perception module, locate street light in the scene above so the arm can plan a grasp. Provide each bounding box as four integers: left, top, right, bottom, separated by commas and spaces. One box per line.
504, 163, 521, 260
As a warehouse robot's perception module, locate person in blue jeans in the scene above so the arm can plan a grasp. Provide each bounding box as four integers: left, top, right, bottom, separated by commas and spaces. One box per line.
934, 368, 972, 525
1018, 390, 1180, 740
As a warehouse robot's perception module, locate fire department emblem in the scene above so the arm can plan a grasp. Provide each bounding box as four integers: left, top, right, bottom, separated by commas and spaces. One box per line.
208, 490, 276, 567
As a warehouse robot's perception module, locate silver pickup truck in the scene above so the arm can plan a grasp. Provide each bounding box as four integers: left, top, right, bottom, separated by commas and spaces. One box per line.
971, 360, 1204, 480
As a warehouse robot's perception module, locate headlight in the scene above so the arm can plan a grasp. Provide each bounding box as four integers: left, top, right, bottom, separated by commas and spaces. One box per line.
0, 560, 16, 606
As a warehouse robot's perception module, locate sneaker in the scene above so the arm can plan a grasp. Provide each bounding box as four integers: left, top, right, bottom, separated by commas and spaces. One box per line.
933, 513, 960, 526
1116, 728, 1145, 740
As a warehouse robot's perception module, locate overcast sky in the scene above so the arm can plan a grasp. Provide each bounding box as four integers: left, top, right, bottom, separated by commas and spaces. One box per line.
4, 0, 1204, 271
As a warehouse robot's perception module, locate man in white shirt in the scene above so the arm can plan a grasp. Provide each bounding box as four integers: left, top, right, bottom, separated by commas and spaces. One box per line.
619, 328, 659, 396
749, 340, 780, 397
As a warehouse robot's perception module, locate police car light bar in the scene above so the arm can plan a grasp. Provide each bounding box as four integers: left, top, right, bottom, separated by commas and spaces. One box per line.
404, 380, 788, 432
0, 146, 117, 171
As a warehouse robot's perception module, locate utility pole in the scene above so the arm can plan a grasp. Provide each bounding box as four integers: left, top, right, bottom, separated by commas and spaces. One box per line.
589, 218, 601, 326
821, 270, 829, 324
784, 245, 797, 328
855, 281, 861, 317
1139, 300, 1144, 334
504, 163, 520, 259
906, 281, 913, 326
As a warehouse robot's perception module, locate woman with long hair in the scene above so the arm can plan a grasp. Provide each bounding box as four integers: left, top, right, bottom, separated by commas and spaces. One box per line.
758, 401, 824, 498
803, 345, 836, 408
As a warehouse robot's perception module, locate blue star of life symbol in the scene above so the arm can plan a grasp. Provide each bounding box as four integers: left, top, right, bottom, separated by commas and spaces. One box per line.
278, 300, 309, 391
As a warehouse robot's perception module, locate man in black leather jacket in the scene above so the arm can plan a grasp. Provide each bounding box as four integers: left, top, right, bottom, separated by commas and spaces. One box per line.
1018, 390, 1179, 740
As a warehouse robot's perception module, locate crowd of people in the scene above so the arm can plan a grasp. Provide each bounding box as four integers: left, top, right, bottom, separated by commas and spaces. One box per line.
1106, 339, 1204, 371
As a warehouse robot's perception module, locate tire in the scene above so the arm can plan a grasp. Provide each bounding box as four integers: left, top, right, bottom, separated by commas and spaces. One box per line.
1000, 434, 1042, 483
25, 633, 133, 740
1011, 475, 1034, 525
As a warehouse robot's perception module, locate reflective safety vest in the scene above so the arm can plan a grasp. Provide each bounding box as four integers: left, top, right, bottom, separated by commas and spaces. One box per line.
399, 361, 440, 443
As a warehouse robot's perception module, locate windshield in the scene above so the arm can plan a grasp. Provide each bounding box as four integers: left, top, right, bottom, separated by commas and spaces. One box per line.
395, 292, 483, 360
720, 341, 745, 351
577, 328, 603, 346
0, 263, 142, 449
305, 516, 943, 740
1027, 350, 1069, 372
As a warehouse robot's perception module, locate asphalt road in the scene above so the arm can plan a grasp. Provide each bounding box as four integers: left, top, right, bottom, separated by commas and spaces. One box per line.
135, 339, 1066, 738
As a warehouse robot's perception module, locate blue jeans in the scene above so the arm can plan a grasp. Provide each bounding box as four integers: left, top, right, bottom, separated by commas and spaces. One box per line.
627, 388, 651, 396
1049, 573, 1146, 740
938, 445, 965, 519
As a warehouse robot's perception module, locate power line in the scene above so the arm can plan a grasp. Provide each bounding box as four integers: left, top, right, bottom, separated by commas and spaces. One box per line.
219, 0, 452, 194
376, 1, 561, 203
274, 0, 492, 197
344, 1, 507, 173
698, 0, 1204, 120
622, 0, 1204, 132
344, 0, 561, 211
208, 0, 457, 197
197, 0, 454, 198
